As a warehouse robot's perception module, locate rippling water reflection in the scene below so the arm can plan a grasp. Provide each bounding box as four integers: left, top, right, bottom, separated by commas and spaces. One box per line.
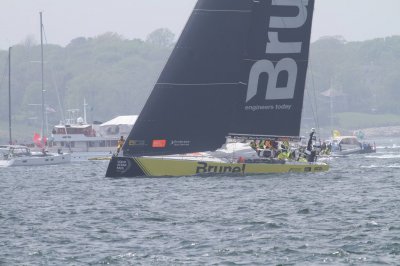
1, 142, 400, 265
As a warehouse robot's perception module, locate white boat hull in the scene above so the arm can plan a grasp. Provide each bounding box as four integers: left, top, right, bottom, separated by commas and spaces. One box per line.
331, 147, 376, 156
0, 153, 71, 167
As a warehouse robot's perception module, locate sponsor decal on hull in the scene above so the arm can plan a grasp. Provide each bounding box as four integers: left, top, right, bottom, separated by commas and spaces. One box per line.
115, 158, 132, 174
128, 140, 146, 146
196, 162, 246, 174
171, 140, 191, 147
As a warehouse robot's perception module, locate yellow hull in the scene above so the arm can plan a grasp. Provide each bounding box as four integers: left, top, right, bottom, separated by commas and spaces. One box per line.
106, 156, 329, 177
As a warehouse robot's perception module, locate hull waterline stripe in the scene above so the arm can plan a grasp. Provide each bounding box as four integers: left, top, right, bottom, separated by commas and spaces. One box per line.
134, 158, 150, 176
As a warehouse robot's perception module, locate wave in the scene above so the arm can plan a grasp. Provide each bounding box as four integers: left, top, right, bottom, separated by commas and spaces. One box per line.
377, 144, 400, 149
365, 154, 400, 159
361, 164, 400, 169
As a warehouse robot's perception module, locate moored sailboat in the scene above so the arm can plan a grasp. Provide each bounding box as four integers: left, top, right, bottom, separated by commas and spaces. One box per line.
0, 145, 70, 167
106, 0, 328, 177
1, 13, 71, 167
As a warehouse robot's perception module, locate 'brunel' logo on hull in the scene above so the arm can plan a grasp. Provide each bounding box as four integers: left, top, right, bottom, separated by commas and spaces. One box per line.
246, 0, 310, 103
196, 162, 246, 174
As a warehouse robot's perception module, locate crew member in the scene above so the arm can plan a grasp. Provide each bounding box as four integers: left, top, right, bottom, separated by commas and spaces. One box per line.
258, 140, 265, 149
250, 140, 258, 151
264, 140, 272, 149
116, 136, 125, 155
281, 140, 289, 152
307, 128, 316, 152
307, 128, 317, 162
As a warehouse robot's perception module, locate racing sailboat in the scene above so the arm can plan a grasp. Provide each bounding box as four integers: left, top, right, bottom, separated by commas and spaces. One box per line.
106, 0, 329, 177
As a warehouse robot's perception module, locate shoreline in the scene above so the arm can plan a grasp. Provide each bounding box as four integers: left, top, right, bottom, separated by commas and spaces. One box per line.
355, 126, 400, 138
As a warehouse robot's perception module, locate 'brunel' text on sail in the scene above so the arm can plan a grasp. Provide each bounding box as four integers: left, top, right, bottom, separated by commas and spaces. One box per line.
246, 0, 310, 103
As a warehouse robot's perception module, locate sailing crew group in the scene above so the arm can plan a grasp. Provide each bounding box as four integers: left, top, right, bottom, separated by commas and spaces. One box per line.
249, 129, 319, 163
250, 139, 297, 161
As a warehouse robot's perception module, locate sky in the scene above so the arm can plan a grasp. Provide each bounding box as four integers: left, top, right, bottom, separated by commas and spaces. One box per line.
1, 0, 400, 49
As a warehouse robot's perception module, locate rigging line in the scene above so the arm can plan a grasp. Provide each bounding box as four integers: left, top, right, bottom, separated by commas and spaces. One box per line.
308, 62, 320, 132
307, 61, 320, 131
288, 0, 320, 133
305, 3, 321, 134
276, 1, 320, 133
41, 24, 66, 123
306, 0, 320, 133
302, 67, 317, 130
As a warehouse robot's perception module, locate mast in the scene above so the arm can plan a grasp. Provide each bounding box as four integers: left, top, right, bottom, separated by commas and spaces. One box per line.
8, 47, 12, 145
83, 98, 87, 124
330, 90, 334, 135
329, 78, 334, 136
40, 12, 45, 138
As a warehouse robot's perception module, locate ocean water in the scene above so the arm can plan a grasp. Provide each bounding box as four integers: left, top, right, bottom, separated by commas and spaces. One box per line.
1, 140, 400, 265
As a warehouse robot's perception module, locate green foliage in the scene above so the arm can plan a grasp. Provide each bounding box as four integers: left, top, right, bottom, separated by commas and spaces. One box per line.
303, 35, 400, 130
146, 28, 175, 48
335, 112, 400, 129
0, 31, 171, 143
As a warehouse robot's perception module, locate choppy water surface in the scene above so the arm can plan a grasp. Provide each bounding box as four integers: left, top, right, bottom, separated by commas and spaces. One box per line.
1, 139, 400, 265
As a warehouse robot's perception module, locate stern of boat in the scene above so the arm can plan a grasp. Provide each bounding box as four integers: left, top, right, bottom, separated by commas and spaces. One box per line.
106, 156, 146, 178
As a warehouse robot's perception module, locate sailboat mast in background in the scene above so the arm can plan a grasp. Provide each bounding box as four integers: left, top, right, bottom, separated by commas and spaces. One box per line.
83, 98, 88, 124
0, 12, 72, 167
8, 47, 12, 144
40, 12, 46, 138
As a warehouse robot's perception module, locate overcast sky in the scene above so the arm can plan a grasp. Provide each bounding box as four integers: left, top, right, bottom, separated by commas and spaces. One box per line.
1, 0, 400, 49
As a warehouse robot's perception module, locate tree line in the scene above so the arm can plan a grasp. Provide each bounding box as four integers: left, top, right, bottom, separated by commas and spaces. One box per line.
0, 30, 400, 141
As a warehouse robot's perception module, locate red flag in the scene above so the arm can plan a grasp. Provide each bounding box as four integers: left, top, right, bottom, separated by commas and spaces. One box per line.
33, 133, 47, 148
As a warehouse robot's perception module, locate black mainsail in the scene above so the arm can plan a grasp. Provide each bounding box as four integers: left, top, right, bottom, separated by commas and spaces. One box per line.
231, 0, 314, 139
123, 0, 315, 157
